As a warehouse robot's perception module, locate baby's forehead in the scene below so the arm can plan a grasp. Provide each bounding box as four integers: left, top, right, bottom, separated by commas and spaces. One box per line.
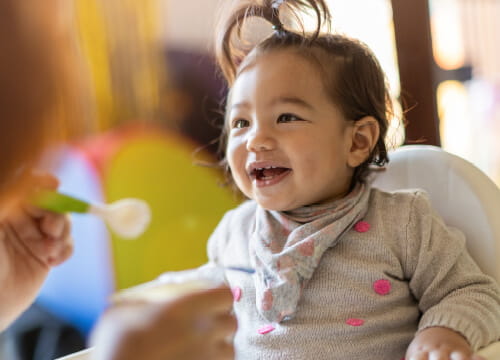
237, 47, 322, 74
229, 49, 331, 102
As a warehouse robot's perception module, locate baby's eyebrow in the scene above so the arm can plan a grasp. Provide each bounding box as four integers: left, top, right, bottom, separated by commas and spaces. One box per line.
230, 96, 313, 111
230, 101, 250, 110
270, 96, 313, 109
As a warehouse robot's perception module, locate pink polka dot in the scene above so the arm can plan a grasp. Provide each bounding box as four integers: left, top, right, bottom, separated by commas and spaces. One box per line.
373, 279, 391, 295
346, 318, 365, 326
258, 324, 275, 334
232, 286, 242, 302
354, 221, 371, 233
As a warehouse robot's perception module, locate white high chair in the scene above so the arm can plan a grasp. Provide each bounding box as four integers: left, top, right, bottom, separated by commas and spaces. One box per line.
371, 145, 500, 358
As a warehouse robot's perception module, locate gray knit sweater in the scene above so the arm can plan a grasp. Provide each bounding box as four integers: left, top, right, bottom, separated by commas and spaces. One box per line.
206, 188, 500, 360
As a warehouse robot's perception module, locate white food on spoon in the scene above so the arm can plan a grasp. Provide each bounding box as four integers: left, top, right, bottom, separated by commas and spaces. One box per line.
90, 198, 151, 239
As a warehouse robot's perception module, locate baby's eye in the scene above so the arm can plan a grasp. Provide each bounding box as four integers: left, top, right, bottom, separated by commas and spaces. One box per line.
277, 113, 303, 123
232, 119, 250, 129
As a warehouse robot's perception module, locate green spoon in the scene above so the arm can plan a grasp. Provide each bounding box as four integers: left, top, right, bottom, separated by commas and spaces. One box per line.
34, 191, 151, 239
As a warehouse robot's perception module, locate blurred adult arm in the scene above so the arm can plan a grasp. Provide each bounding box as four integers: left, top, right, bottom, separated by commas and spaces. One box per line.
0, 174, 73, 330
90, 285, 237, 360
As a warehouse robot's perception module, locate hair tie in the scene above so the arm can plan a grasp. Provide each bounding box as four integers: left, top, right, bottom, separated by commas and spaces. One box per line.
270, 8, 284, 32
272, 22, 284, 31
262, 2, 285, 33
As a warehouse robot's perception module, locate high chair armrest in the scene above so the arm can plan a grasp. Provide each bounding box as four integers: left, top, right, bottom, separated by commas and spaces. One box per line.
477, 341, 500, 359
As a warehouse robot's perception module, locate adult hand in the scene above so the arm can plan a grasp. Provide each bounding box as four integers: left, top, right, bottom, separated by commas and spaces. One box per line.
0, 173, 73, 330
91, 285, 237, 360
406, 326, 485, 360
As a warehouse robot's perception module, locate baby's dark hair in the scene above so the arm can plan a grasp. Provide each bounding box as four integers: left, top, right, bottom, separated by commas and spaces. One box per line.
215, 0, 391, 186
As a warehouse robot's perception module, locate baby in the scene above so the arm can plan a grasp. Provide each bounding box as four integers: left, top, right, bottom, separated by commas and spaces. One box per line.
155, 0, 500, 359
199, 0, 500, 359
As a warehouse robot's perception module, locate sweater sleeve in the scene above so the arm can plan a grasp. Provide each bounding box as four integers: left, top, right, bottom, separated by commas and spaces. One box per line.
206, 208, 234, 265
404, 191, 500, 351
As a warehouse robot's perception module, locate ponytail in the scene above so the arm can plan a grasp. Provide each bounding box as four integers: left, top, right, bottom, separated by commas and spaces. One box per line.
215, 0, 331, 85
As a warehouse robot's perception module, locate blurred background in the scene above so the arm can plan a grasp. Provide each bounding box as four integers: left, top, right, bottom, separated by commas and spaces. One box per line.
1, 0, 498, 359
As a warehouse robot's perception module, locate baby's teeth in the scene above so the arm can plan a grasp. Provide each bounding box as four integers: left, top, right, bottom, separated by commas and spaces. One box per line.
254, 165, 279, 172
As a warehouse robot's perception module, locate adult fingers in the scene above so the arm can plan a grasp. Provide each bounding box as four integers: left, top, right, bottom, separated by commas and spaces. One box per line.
7, 210, 43, 245
9, 210, 73, 267
2, 219, 49, 273
216, 312, 238, 335
428, 351, 451, 360
172, 300, 237, 342
30, 172, 60, 190
23, 172, 60, 218
450, 350, 475, 360
449, 353, 467, 360
408, 352, 429, 360
212, 341, 235, 360
46, 217, 73, 266
200, 312, 237, 342
39, 211, 67, 239
177, 285, 234, 316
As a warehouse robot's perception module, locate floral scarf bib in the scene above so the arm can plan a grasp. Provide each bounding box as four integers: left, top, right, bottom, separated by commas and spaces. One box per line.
250, 183, 370, 323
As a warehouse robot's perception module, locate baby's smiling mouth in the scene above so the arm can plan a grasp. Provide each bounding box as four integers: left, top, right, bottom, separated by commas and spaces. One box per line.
250, 166, 291, 181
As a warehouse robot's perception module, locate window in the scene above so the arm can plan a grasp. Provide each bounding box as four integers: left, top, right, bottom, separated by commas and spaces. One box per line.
430, 0, 500, 186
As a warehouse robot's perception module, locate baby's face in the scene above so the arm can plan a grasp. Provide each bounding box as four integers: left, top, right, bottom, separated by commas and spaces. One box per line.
226, 49, 355, 211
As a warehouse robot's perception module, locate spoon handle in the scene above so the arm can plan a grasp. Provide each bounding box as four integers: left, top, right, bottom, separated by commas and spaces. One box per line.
33, 191, 90, 214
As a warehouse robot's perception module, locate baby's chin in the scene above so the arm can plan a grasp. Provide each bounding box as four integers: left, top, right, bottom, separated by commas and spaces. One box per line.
255, 194, 346, 212
254, 197, 303, 212
247, 188, 319, 211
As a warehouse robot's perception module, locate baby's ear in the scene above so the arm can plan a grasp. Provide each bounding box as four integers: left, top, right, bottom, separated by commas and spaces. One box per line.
347, 116, 380, 168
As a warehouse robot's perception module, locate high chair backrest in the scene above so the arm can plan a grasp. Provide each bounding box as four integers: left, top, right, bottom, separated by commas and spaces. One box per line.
371, 145, 500, 283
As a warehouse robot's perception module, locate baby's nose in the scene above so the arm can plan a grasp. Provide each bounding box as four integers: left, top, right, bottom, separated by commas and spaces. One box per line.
246, 127, 276, 152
